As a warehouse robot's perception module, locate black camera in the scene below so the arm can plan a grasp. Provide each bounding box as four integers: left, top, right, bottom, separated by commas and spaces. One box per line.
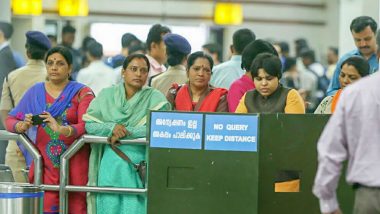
31, 115, 44, 125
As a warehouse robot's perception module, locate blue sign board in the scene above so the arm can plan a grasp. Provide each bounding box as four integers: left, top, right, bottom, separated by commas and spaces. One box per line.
204, 114, 258, 152
150, 112, 203, 149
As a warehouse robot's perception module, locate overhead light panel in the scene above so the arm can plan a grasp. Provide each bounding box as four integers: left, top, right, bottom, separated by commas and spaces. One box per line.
214, 3, 243, 25
12, 0, 42, 16
58, 0, 89, 17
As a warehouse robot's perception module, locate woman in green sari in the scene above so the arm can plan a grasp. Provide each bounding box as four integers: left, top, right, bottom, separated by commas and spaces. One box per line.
84, 53, 170, 214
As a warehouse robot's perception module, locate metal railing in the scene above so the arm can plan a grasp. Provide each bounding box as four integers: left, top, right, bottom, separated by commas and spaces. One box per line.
0, 131, 147, 214
0, 130, 42, 185
59, 135, 148, 214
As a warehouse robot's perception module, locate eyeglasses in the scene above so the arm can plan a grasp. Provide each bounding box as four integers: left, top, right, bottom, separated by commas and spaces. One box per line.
126, 66, 149, 74
46, 60, 67, 68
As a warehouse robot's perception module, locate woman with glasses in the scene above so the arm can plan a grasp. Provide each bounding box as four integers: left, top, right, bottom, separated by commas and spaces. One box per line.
167, 51, 228, 112
84, 53, 170, 214
5, 46, 95, 214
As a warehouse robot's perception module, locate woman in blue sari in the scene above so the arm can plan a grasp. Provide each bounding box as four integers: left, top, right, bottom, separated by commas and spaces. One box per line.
5, 46, 94, 214
84, 53, 170, 214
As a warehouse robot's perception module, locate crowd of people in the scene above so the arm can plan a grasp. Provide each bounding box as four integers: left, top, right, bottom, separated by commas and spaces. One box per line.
0, 14, 379, 214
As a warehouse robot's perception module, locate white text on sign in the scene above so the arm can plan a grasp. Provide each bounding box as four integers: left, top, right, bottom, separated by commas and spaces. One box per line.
213, 124, 249, 131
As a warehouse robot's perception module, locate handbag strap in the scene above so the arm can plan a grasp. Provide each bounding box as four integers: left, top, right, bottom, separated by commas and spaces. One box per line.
110, 144, 139, 169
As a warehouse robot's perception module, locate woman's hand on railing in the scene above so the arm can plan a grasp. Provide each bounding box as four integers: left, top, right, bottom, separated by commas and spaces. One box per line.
112, 124, 128, 138
108, 136, 121, 146
109, 124, 131, 145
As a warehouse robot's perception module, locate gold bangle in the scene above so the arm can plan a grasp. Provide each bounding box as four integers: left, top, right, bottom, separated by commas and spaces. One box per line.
15, 121, 24, 133
15, 122, 21, 133
65, 126, 72, 137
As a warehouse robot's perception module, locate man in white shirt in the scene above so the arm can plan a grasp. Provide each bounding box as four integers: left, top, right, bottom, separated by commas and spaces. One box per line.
145, 24, 171, 85
210, 28, 255, 89
77, 41, 115, 96
313, 71, 380, 214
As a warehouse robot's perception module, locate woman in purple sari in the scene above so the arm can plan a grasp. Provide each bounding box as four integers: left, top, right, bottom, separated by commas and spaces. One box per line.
5, 46, 94, 214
